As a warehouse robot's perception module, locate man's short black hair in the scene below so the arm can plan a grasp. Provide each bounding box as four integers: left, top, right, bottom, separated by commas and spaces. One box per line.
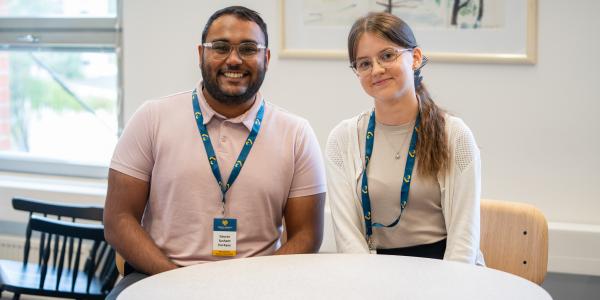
201, 6, 268, 47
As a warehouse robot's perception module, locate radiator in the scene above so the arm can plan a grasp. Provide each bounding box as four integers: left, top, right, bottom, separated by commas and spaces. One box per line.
0, 234, 95, 265
0, 234, 36, 262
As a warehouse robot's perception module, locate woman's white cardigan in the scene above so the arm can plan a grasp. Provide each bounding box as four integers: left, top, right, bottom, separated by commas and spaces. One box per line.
325, 111, 485, 265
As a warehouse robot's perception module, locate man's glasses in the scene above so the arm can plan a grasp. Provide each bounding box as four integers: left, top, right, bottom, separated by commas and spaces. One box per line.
202, 41, 266, 60
350, 48, 413, 75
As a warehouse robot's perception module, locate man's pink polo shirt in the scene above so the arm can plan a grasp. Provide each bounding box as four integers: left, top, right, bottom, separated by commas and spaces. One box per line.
110, 85, 326, 266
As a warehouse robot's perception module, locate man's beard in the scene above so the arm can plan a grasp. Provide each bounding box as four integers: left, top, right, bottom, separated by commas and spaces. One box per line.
201, 61, 266, 105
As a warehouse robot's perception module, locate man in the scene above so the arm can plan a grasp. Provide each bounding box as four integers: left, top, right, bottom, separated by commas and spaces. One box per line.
104, 6, 326, 298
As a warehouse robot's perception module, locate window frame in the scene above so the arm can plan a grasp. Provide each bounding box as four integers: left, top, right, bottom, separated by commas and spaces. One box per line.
0, 1, 123, 179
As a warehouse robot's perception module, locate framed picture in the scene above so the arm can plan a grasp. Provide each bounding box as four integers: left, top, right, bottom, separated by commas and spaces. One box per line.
280, 0, 537, 64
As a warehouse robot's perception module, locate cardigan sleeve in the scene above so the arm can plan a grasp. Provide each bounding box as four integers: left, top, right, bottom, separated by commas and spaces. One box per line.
325, 123, 370, 253
443, 119, 482, 264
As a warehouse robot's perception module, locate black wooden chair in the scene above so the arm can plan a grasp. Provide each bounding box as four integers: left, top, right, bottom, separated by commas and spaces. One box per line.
0, 197, 119, 300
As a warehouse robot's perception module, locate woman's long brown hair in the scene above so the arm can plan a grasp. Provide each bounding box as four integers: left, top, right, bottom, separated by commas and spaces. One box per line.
348, 12, 449, 178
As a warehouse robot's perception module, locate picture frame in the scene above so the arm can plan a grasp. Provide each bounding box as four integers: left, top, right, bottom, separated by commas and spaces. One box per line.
280, 0, 537, 64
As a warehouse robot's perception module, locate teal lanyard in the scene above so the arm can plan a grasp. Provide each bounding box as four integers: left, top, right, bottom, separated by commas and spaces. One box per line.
192, 89, 265, 206
360, 110, 420, 249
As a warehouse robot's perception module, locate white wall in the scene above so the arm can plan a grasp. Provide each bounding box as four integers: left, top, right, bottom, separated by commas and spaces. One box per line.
1, 0, 597, 275
121, 0, 600, 274
123, 1, 600, 223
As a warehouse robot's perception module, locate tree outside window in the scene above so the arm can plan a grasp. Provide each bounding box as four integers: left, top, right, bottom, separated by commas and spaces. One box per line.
0, 0, 120, 177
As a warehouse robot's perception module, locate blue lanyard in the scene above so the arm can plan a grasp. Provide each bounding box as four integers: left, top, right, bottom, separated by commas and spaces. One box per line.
360, 110, 420, 249
192, 89, 265, 205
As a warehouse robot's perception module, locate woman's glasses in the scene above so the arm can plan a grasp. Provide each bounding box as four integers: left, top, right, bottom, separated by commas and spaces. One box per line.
350, 48, 413, 75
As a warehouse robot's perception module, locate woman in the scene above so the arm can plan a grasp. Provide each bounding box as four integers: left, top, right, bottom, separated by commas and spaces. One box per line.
326, 12, 483, 264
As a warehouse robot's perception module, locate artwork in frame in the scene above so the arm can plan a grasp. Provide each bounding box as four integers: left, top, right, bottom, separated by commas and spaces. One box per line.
280, 0, 537, 64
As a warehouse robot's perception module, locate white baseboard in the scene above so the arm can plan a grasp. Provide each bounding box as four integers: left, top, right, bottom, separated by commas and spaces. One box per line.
547, 222, 600, 276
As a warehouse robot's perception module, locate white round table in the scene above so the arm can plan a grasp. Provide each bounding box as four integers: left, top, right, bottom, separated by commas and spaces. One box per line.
119, 254, 551, 300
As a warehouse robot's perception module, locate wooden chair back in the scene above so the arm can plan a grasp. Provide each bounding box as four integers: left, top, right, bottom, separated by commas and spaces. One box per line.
0, 197, 118, 299
480, 199, 548, 284
12, 197, 104, 266
12, 197, 104, 221
115, 252, 125, 276
29, 215, 117, 296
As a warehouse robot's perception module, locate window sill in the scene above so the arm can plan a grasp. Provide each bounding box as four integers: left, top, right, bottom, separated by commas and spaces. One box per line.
0, 171, 107, 198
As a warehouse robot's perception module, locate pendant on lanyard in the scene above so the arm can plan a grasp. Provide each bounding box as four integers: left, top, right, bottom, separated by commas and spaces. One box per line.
360, 109, 420, 251
192, 89, 265, 214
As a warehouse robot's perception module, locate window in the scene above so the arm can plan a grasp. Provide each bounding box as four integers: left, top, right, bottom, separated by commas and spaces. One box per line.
0, 0, 121, 178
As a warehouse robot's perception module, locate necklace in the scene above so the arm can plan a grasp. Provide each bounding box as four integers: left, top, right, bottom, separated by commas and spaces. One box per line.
378, 123, 412, 160
394, 151, 402, 160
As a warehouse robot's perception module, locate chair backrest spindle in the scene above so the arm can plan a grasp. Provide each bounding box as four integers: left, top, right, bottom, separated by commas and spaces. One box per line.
39, 231, 53, 289
71, 237, 83, 292
22, 216, 32, 265
55, 234, 67, 290
6, 197, 119, 298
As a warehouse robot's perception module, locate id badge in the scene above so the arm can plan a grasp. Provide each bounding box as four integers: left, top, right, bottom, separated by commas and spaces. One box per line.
212, 218, 237, 257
